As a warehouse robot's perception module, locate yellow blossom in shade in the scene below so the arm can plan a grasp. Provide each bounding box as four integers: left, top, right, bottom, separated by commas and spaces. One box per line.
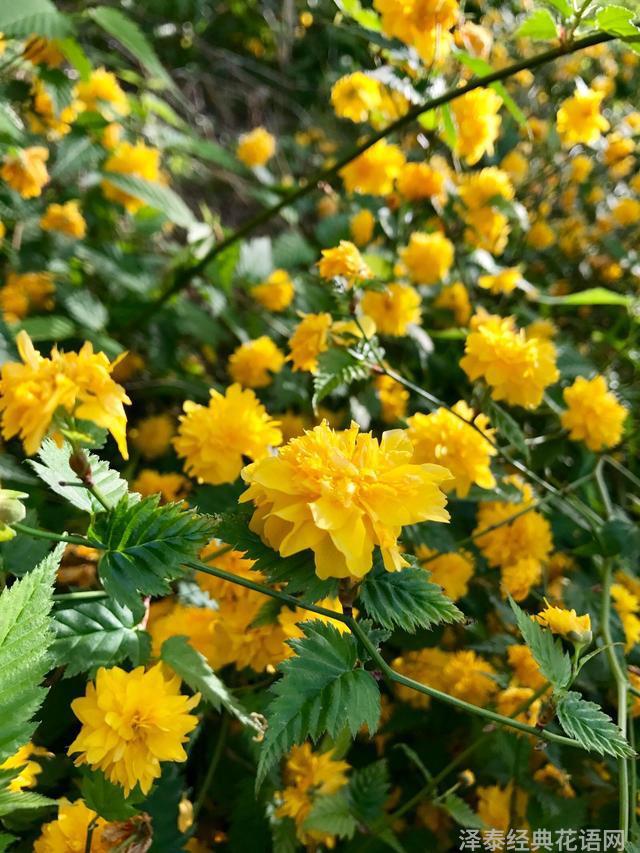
450, 88, 502, 165
604, 132, 635, 178
102, 141, 162, 213
464, 207, 510, 255
40, 201, 86, 239
496, 685, 541, 725
375, 374, 409, 423
0, 742, 49, 791
132, 469, 191, 504
611, 197, 640, 228
174, 384, 282, 485
407, 400, 496, 498
288, 312, 332, 372
0, 331, 130, 457
461, 312, 559, 409
527, 218, 556, 250
500, 149, 528, 184
535, 602, 592, 644
278, 598, 348, 639
361, 283, 421, 335
477, 784, 528, 832
457, 167, 514, 210
23, 35, 64, 67
500, 556, 542, 602
611, 585, 640, 651
556, 88, 610, 147
374, 0, 457, 64
507, 644, 545, 690
236, 126, 276, 167
28, 79, 80, 139
570, 153, 593, 182
276, 411, 311, 443
561, 375, 626, 451
534, 763, 576, 798
350, 209, 375, 246
318, 240, 372, 284
147, 601, 217, 660
102, 122, 122, 150
415, 545, 474, 600
0, 272, 55, 322
330, 72, 382, 122
340, 139, 405, 195
1, 146, 49, 198
250, 269, 295, 311
276, 745, 350, 848
393, 648, 497, 709
76, 67, 130, 117
434, 282, 472, 325
69, 664, 199, 795
400, 231, 454, 285
240, 421, 450, 580
478, 267, 521, 296
526, 319, 556, 341
130, 414, 176, 460
228, 336, 285, 388
396, 162, 447, 202
34, 799, 109, 853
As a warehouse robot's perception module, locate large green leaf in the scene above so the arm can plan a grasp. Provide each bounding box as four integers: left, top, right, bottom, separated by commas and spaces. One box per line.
0, 786, 55, 817
0, 544, 62, 762
0, 0, 73, 37
510, 598, 572, 690
515, 8, 559, 40
257, 622, 380, 787
537, 287, 631, 307
102, 173, 196, 227
313, 347, 371, 408
304, 790, 357, 840
556, 691, 634, 758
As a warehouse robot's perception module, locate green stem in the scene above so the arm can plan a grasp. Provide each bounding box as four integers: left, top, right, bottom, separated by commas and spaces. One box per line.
87, 483, 112, 512
596, 458, 615, 518
53, 590, 108, 603
193, 715, 230, 820
84, 817, 98, 853
12, 522, 96, 548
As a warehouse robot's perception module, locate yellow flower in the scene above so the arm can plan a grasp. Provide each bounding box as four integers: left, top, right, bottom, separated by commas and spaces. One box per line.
228, 336, 285, 388
416, 545, 474, 600
507, 644, 545, 690
130, 413, 175, 460
464, 207, 510, 255
174, 384, 282, 485
69, 663, 199, 795
0, 331, 130, 457
0, 271, 55, 322
102, 141, 162, 212
497, 685, 541, 725
457, 167, 514, 211
533, 763, 576, 799
361, 282, 421, 336
102, 121, 122, 150
556, 88, 610, 147
240, 421, 450, 580
350, 209, 375, 246
340, 139, 405, 195
40, 201, 86, 238
236, 126, 276, 167
460, 312, 559, 409
23, 36, 64, 67
276, 745, 350, 848
1, 146, 49, 198
400, 231, 454, 285
561, 375, 626, 451
393, 648, 497, 709
34, 799, 109, 853
318, 240, 372, 284
288, 312, 333, 373
500, 149, 528, 184
611, 585, 640, 651
331, 72, 382, 122
434, 282, 472, 325
28, 79, 80, 139
375, 374, 409, 423
477, 784, 527, 833
604, 132, 635, 178
527, 218, 556, 250
0, 742, 49, 791
250, 269, 295, 311
611, 197, 640, 228
76, 67, 130, 117
407, 400, 496, 498
374, 0, 457, 63
148, 601, 217, 661
450, 88, 502, 165
500, 556, 542, 602
396, 162, 446, 202
570, 153, 593, 182
535, 602, 592, 643
478, 267, 521, 296
132, 469, 191, 504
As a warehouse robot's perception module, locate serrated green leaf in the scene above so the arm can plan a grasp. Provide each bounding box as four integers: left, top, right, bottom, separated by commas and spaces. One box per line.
0, 544, 62, 762
91, 495, 215, 610
17, 315, 76, 341
510, 598, 572, 690
29, 439, 129, 514
348, 760, 389, 825
485, 398, 530, 462
313, 347, 370, 408
556, 691, 635, 758
304, 789, 357, 839
63, 290, 108, 331
272, 230, 315, 269
0, 787, 55, 817
0, 0, 73, 37
51, 597, 150, 677
596, 4, 639, 37
102, 173, 196, 227
0, 454, 36, 486
81, 769, 141, 821
542, 0, 572, 17
257, 622, 380, 787
442, 793, 485, 829
161, 635, 261, 731
51, 136, 103, 181
515, 8, 559, 39
0, 832, 15, 851
359, 560, 463, 633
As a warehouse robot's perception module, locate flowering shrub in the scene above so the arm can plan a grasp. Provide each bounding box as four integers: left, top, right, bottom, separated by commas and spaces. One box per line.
0, 1, 639, 851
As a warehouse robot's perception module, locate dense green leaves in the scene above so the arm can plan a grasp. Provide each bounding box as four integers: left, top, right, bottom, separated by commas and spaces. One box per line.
556, 691, 635, 758
312, 347, 371, 408
510, 598, 571, 690
257, 622, 380, 787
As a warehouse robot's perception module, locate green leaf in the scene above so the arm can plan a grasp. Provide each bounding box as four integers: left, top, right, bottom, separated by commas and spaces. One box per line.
257, 622, 380, 787
273, 230, 316, 269
51, 136, 103, 182
348, 760, 389, 826
0, 832, 15, 851
0, 787, 55, 817
596, 4, 640, 37
334, 0, 381, 32
17, 315, 76, 341
598, 519, 640, 561
91, 495, 215, 610
102, 173, 196, 227
0, 0, 73, 37
58, 37, 92, 79
537, 287, 631, 307
161, 635, 261, 732
515, 9, 559, 39
29, 439, 129, 514
81, 769, 140, 821
442, 793, 485, 829
358, 560, 463, 633
313, 347, 370, 408
542, 0, 572, 18
304, 789, 357, 839
484, 398, 530, 462
87, 6, 173, 89
0, 454, 36, 486
206, 242, 241, 292
510, 598, 572, 690
0, 544, 62, 762
556, 691, 635, 758
63, 290, 108, 332
51, 598, 150, 677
